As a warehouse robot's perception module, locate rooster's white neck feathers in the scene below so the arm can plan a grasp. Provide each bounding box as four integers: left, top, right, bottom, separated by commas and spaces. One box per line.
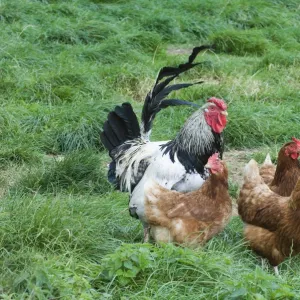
175, 108, 215, 154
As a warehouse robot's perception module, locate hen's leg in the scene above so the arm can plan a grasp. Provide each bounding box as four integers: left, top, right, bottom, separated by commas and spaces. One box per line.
261, 258, 265, 269
274, 266, 279, 276
143, 224, 150, 243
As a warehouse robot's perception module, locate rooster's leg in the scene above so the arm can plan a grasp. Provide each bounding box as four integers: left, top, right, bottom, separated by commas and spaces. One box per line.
143, 225, 150, 243
274, 266, 279, 276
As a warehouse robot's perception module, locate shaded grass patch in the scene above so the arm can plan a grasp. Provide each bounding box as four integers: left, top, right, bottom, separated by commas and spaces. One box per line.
211, 29, 269, 56
226, 101, 300, 148
16, 151, 112, 194
259, 49, 300, 68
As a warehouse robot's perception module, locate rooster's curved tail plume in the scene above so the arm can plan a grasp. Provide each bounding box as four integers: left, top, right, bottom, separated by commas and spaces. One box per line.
100, 46, 213, 154
141, 45, 212, 140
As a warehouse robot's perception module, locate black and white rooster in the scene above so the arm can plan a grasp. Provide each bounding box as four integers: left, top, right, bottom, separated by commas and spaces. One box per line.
100, 46, 228, 240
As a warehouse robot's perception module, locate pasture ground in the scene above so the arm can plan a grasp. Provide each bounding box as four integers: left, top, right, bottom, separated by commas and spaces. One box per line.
1, 0, 300, 298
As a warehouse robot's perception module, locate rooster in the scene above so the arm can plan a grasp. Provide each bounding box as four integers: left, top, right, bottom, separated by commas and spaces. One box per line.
259, 138, 300, 196
100, 46, 228, 240
238, 159, 300, 275
144, 153, 232, 245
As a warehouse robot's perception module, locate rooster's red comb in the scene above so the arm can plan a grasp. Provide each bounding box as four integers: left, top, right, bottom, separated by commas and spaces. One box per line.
207, 97, 227, 111
292, 137, 300, 147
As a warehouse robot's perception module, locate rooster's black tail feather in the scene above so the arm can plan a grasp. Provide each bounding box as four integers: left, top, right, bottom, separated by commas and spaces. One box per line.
100, 103, 141, 155
141, 45, 213, 137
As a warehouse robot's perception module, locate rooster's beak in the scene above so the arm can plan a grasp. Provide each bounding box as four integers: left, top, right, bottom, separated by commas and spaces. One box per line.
221, 111, 228, 116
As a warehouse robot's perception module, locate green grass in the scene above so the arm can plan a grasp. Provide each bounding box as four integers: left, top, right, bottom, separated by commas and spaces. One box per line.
1, 0, 300, 298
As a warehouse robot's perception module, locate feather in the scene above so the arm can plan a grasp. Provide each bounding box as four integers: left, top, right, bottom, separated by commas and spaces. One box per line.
107, 160, 120, 189
152, 74, 177, 95
187, 45, 212, 65
122, 103, 141, 138
107, 112, 127, 142
100, 131, 114, 152
141, 45, 212, 137
114, 103, 140, 139
155, 81, 204, 102
100, 103, 141, 154
159, 99, 200, 109
263, 153, 272, 166
100, 45, 220, 196
103, 121, 120, 148
154, 45, 212, 83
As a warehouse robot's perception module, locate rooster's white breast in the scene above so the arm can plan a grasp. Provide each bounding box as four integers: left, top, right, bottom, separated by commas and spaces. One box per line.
129, 149, 206, 222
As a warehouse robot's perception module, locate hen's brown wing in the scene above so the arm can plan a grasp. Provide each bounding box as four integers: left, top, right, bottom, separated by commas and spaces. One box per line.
270, 167, 300, 197
166, 202, 193, 218
166, 194, 224, 222
238, 183, 286, 231
260, 164, 276, 185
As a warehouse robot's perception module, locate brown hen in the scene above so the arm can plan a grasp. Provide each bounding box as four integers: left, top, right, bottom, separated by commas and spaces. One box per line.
238, 159, 300, 274
144, 153, 232, 246
259, 138, 300, 196
259, 153, 276, 185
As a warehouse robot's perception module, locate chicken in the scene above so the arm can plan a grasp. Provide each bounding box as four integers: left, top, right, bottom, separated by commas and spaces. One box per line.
259, 153, 276, 185
143, 153, 232, 245
100, 46, 228, 240
238, 159, 300, 275
259, 138, 300, 196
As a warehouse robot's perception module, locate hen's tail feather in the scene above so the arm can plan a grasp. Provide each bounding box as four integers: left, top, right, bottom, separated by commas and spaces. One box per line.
244, 159, 261, 182
100, 103, 141, 154
141, 45, 212, 138
263, 153, 272, 165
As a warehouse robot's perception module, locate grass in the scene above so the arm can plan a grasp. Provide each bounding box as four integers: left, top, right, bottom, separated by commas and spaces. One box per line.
0, 0, 300, 298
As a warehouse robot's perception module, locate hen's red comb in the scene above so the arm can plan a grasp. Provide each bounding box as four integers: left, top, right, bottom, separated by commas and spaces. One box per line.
207, 97, 227, 110
208, 152, 220, 164
292, 137, 300, 147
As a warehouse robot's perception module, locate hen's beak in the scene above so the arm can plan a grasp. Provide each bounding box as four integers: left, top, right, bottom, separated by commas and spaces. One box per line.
221, 111, 228, 116
205, 162, 211, 169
